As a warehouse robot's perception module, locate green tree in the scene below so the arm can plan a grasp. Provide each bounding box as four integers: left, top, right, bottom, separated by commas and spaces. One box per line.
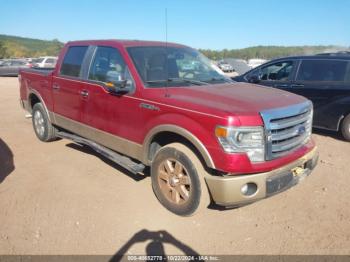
0, 41, 7, 58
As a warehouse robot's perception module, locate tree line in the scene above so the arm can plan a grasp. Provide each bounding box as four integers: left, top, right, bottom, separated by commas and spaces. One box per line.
0, 35, 64, 58
1, 34, 349, 61
199, 45, 350, 60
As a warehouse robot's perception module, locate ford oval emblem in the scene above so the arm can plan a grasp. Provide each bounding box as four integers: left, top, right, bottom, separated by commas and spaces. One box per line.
297, 126, 306, 135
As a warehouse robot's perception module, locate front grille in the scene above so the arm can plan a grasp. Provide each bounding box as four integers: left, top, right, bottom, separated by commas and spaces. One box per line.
261, 101, 313, 160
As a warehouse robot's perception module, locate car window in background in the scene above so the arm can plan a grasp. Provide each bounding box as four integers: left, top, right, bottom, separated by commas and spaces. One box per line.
297, 59, 348, 81
260, 61, 294, 81
10, 61, 25, 66
345, 62, 350, 82
34, 58, 44, 63
60, 46, 88, 77
46, 58, 55, 64
2, 61, 12, 66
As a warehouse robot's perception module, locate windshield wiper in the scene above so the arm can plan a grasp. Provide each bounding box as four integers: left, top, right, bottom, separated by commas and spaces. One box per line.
146, 78, 208, 86
198, 77, 233, 84
168, 78, 208, 86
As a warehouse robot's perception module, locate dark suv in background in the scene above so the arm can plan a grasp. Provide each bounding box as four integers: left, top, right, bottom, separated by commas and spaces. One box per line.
233, 54, 350, 141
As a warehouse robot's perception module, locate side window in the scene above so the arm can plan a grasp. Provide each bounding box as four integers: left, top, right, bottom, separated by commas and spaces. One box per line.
260, 61, 294, 81
60, 46, 88, 77
345, 62, 350, 82
46, 58, 54, 64
89, 46, 133, 86
11, 61, 24, 66
297, 60, 347, 82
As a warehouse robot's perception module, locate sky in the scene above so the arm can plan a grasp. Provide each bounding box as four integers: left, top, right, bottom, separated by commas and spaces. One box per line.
0, 0, 349, 50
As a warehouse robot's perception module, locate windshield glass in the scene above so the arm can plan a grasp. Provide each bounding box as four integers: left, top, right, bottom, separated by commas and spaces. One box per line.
127, 46, 229, 87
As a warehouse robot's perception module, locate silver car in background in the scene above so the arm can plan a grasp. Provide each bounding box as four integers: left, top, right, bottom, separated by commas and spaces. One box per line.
0, 60, 30, 76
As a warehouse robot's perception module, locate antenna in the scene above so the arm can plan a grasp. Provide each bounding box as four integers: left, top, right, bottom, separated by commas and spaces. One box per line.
165, 7, 170, 96
165, 8, 168, 44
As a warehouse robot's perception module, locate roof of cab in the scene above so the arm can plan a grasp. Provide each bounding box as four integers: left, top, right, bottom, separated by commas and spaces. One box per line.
65, 39, 188, 48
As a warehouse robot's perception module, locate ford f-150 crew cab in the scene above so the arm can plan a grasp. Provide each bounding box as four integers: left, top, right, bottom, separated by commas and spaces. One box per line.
19, 40, 319, 216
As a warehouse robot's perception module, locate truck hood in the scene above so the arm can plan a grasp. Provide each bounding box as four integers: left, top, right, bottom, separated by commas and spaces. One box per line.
166, 82, 306, 121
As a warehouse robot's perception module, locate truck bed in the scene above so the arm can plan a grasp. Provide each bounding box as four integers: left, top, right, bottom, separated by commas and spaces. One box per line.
20, 67, 54, 76
19, 67, 54, 113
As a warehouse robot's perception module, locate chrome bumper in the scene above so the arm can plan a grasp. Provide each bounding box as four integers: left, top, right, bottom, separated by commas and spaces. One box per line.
205, 147, 319, 207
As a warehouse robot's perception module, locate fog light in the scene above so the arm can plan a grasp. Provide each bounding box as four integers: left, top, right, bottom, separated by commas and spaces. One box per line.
241, 182, 258, 196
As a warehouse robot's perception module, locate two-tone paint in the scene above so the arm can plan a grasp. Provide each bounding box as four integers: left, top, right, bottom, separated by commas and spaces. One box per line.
20, 40, 316, 177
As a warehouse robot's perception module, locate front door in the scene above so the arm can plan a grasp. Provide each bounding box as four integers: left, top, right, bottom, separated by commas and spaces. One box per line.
257, 60, 297, 90
80, 46, 144, 156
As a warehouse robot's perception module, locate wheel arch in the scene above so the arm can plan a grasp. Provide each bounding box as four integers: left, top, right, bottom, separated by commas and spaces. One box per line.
28, 89, 52, 122
338, 110, 350, 130
142, 125, 215, 169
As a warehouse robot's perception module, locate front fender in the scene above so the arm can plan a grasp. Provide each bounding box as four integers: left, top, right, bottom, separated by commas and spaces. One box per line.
142, 114, 221, 168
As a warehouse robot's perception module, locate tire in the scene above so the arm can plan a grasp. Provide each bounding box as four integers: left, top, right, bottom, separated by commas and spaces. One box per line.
151, 142, 211, 216
32, 103, 58, 142
340, 114, 350, 141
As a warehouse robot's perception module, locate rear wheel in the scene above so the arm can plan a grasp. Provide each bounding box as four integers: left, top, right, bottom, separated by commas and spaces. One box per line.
340, 114, 350, 141
151, 143, 210, 216
32, 103, 58, 142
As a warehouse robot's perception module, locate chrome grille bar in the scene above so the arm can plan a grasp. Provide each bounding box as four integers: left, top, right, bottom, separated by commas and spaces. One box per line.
260, 101, 313, 160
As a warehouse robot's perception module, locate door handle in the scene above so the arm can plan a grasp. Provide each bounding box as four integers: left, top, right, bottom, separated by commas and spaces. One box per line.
291, 84, 304, 88
52, 84, 60, 90
80, 90, 89, 97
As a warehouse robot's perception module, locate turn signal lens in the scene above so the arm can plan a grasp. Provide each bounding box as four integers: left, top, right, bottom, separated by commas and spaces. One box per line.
215, 126, 228, 137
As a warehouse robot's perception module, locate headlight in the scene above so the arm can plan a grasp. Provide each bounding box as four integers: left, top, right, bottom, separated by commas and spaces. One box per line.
215, 126, 265, 162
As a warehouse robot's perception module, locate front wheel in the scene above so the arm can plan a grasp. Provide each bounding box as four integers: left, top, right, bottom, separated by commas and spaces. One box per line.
341, 114, 350, 141
151, 143, 210, 216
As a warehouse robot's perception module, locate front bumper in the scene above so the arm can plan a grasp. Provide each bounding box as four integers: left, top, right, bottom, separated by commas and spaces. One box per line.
205, 147, 319, 207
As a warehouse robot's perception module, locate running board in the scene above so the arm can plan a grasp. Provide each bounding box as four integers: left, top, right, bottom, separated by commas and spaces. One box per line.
57, 131, 145, 174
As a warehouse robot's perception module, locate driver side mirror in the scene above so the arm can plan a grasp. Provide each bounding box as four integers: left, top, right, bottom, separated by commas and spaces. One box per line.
105, 71, 130, 94
248, 74, 261, 84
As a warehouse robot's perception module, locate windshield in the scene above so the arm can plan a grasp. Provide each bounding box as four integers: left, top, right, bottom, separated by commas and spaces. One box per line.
127, 46, 230, 87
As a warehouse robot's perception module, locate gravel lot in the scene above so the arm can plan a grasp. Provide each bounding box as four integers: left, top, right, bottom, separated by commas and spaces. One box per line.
0, 77, 349, 256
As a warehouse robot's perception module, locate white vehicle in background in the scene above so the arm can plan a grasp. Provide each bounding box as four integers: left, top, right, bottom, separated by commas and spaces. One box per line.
248, 58, 268, 68
217, 60, 235, 73
33, 56, 58, 68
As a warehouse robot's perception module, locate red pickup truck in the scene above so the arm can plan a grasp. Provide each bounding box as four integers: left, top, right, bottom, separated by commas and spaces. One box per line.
19, 40, 318, 216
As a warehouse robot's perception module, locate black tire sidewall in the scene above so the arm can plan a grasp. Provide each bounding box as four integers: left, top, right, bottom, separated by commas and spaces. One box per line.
341, 114, 350, 141
151, 146, 201, 216
32, 103, 50, 141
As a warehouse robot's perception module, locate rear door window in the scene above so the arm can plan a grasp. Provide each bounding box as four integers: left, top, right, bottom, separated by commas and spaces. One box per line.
297, 59, 348, 82
60, 46, 88, 77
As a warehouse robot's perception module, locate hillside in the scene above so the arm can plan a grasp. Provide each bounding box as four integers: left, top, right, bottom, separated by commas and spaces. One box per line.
0, 35, 64, 58
199, 45, 350, 60
0, 34, 349, 60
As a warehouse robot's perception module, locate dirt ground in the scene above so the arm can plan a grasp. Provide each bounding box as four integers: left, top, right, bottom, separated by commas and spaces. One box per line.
0, 77, 349, 256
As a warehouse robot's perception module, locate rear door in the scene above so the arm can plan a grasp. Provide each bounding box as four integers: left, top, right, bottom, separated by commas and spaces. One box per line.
52, 46, 89, 122
293, 59, 350, 129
